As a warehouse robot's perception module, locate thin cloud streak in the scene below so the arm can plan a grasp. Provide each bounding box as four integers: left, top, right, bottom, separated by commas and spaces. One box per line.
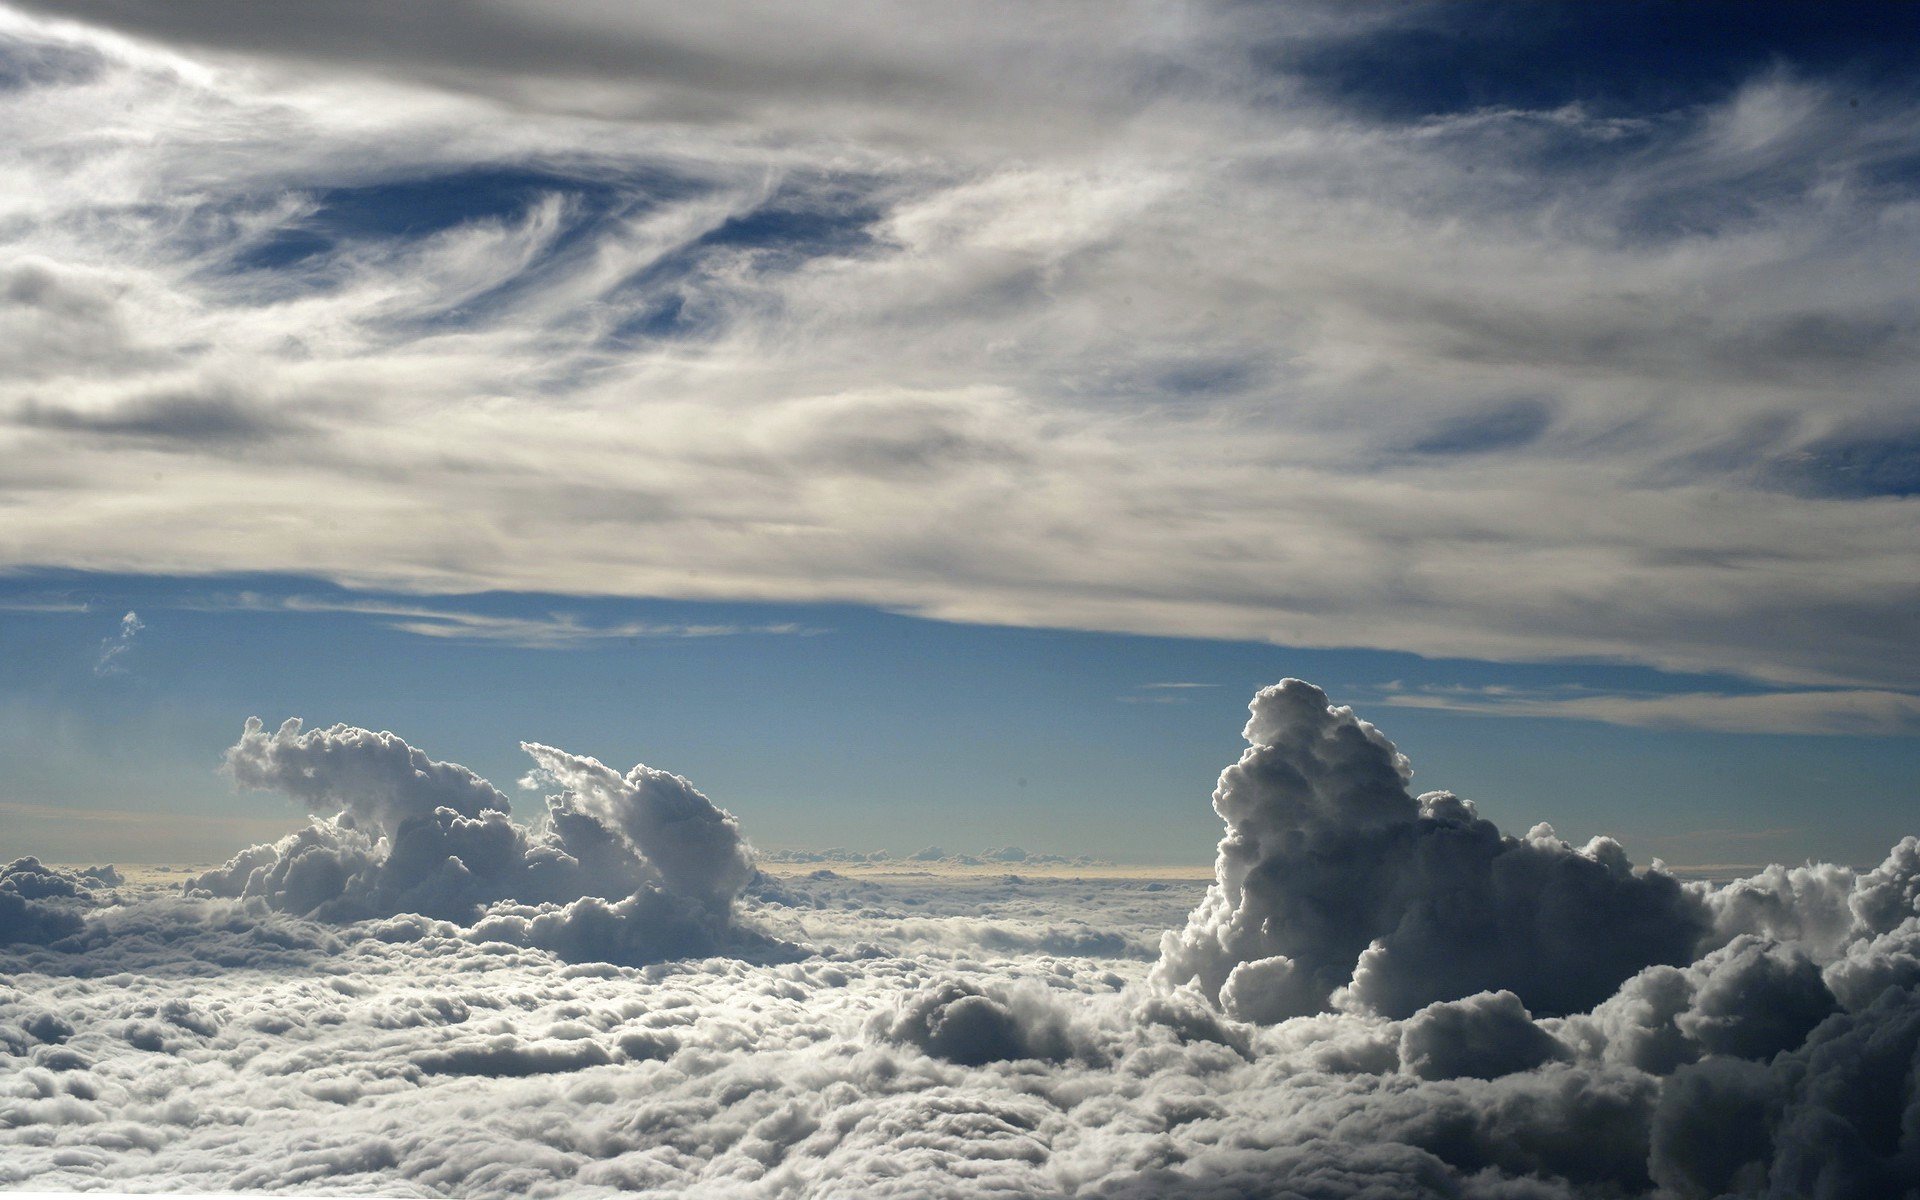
194, 593, 822, 648
1375, 684, 1920, 737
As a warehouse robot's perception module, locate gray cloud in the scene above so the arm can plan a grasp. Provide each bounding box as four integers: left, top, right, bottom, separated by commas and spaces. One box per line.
1373, 682, 1920, 737
0, 7, 1912, 688
0, 857, 115, 947
11, 389, 303, 445
1156, 680, 1709, 1022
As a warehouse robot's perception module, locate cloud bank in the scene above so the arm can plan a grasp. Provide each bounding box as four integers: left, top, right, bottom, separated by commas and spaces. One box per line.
6, 681, 1920, 1195
0, 3, 1916, 692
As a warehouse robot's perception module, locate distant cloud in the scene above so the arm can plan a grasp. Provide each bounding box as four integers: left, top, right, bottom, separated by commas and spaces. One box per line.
0, 599, 88, 613
1373, 683, 1920, 737
1120, 681, 1219, 704
91, 609, 141, 674
205, 593, 821, 648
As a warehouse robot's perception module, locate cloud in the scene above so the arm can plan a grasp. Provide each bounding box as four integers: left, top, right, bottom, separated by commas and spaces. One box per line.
0, 6, 1915, 689
518, 741, 754, 916
21, 677, 1920, 1200
195, 717, 778, 972
875, 977, 1093, 1066
1156, 679, 1709, 1021
11, 388, 304, 445
206, 592, 821, 648
90, 609, 140, 675
224, 715, 513, 832
1375, 683, 1920, 737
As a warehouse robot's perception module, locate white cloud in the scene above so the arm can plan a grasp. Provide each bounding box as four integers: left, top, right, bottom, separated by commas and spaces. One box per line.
1374, 684, 1920, 736
207, 592, 821, 647
89, 609, 140, 675
0, 5, 1911, 687
6, 682, 1920, 1195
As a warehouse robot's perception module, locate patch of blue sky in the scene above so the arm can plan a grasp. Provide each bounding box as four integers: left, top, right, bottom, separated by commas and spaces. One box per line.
229, 165, 690, 265
1767, 429, 1920, 499
600, 183, 885, 347
210, 166, 715, 329
1273, 1, 1920, 123
3, 569, 1916, 867
1406, 397, 1553, 456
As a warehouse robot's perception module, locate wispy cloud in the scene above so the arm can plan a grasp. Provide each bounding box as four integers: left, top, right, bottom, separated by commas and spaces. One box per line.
92, 609, 142, 674
1119, 682, 1219, 704
0, 5, 1916, 688
0, 599, 89, 613
204, 593, 820, 649
1372, 683, 1920, 737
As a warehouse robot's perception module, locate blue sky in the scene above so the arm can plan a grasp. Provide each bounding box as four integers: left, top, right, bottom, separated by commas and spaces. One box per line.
0, 1, 1917, 867
4, 570, 1914, 868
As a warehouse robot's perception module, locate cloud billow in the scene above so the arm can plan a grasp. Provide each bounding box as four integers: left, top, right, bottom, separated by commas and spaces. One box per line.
1156, 679, 1709, 1022
190, 717, 768, 964
7, 681, 1920, 1195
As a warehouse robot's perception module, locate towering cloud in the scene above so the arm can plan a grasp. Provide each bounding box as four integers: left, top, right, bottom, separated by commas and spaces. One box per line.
519, 743, 755, 916
224, 717, 512, 834
1156, 679, 1710, 1021
12, 685, 1920, 1194
192, 720, 757, 958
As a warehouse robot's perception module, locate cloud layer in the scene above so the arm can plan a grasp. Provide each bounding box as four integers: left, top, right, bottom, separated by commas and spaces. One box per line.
0, 4, 1916, 691
7, 680, 1920, 1195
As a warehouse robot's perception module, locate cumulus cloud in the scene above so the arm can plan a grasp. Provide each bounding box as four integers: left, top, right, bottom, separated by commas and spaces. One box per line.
224, 715, 512, 833
7, 680, 1920, 1195
876, 977, 1092, 1067
0, 857, 115, 947
194, 719, 769, 965
519, 742, 754, 915
1157, 679, 1708, 1021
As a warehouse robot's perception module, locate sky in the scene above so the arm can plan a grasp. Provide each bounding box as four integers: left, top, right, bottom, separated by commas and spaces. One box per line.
1, 0, 1918, 867
9, 8, 1920, 1198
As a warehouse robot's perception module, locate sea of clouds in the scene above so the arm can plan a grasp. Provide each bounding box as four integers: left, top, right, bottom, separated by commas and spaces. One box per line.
6, 680, 1920, 1197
